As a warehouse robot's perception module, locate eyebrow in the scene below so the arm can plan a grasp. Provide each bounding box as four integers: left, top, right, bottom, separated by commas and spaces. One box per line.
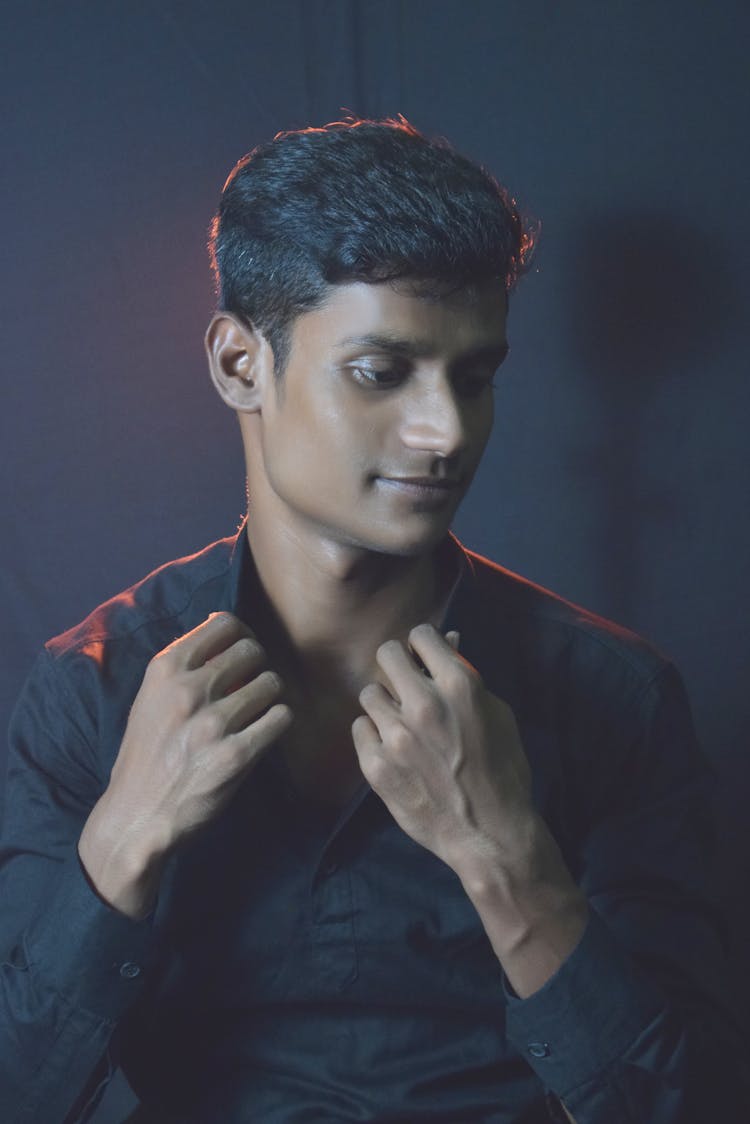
334, 332, 509, 366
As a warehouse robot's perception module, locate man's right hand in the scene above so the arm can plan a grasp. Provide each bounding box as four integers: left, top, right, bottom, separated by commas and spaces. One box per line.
78, 612, 293, 919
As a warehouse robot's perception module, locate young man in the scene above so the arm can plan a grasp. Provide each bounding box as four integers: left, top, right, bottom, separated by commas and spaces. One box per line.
0, 117, 746, 1123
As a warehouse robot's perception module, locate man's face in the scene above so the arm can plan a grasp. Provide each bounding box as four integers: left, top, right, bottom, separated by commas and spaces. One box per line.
251, 279, 508, 556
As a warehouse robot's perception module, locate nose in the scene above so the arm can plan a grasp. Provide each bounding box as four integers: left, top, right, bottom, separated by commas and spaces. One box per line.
398, 377, 468, 459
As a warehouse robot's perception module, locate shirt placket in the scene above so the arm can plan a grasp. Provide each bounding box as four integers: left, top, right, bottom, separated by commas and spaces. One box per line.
299, 786, 371, 994
308, 852, 358, 991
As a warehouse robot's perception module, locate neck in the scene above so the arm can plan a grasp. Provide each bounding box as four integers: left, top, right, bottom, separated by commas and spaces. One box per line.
244, 506, 456, 692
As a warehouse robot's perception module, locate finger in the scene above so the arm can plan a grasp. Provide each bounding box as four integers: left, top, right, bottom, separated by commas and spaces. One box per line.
351, 714, 382, 771
227, 701, 294, 763
374, 639, 428, 704
203, 636, 267, 696
351, 712, 380, 750
214, 669, 286, 734
406, 622, 464, 685
181, 613, 257, 670
446, 630, 461, 651
358, 681, 402, 738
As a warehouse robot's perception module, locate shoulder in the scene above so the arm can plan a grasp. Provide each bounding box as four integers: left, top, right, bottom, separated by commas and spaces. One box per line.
37, 530, 240, 722
11, 531, 240, 781
45, 531, 237, 661
459, 547, 712, 841
459, 545, 674, 712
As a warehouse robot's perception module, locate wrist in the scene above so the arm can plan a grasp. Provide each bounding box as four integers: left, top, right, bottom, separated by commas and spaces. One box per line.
453, 813, 589, 997
79, 794, 170, 920
455, 812, 587, 949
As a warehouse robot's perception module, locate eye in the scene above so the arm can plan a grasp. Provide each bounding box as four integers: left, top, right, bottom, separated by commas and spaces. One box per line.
349, 365, 404, 389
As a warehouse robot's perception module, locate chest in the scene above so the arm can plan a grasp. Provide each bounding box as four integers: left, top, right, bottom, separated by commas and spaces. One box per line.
275, 708, 367, 811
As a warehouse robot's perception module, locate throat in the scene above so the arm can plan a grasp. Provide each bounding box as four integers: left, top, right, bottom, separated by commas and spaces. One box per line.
246, 527, 460, 669
249, 535, 463, 809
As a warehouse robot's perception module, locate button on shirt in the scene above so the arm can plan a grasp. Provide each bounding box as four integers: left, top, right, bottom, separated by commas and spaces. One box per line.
0, 523, 748, 1123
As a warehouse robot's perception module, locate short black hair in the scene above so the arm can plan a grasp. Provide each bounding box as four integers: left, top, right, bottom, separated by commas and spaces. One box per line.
208, 115, 535, 378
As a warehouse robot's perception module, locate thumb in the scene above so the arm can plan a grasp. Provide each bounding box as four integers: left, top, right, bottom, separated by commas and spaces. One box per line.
445, 630, 461, 651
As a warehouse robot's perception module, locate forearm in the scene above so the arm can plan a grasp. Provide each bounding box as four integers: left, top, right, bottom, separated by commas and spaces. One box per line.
456, 819, 749, 1122
455, 812, 589, 999
78, 792, 170, 920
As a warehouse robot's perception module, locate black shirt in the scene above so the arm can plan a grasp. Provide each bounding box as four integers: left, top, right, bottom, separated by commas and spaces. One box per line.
0, 523, 747, 1122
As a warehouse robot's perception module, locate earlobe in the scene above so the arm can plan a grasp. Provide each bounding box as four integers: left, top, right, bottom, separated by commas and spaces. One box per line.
204, 312, 270, 412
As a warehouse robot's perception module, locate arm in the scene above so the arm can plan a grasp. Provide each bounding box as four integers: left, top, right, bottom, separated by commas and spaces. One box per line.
1, 613, 292, 1122
354, 628, 750, 1124
0, 650, 154, 1123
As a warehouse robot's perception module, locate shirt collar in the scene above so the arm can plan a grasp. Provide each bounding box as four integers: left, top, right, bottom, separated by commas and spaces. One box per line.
223, 517, 482, 828
225, 514, 476, 640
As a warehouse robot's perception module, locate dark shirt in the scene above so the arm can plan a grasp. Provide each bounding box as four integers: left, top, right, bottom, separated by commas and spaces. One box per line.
0, 523, 747, 1123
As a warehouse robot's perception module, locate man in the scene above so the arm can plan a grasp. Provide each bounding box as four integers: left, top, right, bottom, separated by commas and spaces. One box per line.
0, 117, 746, 1123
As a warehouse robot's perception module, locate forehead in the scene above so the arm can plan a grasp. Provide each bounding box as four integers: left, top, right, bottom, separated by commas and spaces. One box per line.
290, 280, 508, 359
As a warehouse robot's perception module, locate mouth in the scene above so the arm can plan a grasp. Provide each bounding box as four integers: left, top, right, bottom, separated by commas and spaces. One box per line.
386, 476, 461, 488
376, 476, 462, 502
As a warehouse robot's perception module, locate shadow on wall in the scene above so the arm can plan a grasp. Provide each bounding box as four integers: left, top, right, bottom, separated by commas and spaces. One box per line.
563, 209, 738, 625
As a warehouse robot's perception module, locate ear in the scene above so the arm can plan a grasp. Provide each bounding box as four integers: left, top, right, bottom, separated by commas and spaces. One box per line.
204, 312, 274, 413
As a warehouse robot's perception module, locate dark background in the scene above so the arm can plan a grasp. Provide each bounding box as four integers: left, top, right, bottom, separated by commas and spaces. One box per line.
2, 2, 748, 1117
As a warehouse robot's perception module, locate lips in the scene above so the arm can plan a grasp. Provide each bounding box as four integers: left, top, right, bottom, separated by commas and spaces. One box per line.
375, 476, 462, 505
381, 476, 460, 489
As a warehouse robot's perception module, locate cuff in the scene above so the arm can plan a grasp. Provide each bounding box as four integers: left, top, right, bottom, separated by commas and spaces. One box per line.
503, 905, 666, 1097
24, 848, 156, 1022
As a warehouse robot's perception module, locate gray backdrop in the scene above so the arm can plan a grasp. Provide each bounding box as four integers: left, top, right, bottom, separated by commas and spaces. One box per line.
2, 2, 748, 1116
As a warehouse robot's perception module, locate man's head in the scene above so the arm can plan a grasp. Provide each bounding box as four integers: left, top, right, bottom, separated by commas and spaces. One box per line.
205, 117, 534, 559
208, 115, 533, 380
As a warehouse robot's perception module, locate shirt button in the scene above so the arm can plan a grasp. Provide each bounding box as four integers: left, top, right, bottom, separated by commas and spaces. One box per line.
119, 961, 142, 980
527, 1042, 551, 1058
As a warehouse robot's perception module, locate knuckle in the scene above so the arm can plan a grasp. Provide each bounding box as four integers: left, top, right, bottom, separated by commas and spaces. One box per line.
409, 622, 432, 642
170, 679, 197, 720
191, 707, 224, 744
213, 611, 238, 628
237, 701, 293, 755
270, 702, 294, 729
389, 723, 413, 756
260, 670, 283, 694
445, 667, 469, 696
362, 752, 386, 784
148, 648, 173, 678
236, 636, 263, 662
359, 682, 378, 704
412, 694, 441, 726
351, 714, 368, 738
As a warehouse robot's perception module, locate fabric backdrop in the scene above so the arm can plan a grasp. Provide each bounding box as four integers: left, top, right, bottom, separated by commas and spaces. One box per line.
2, 2, 748, 1117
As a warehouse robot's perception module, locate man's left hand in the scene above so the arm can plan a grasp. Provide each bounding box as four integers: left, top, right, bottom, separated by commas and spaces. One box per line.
352, 622, 535, 877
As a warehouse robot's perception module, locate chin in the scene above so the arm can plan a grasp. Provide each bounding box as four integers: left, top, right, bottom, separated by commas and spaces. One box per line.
350, 517, 454, 558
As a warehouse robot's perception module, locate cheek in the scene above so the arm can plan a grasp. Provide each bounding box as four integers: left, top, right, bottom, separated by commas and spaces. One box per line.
269, 402, 373, 492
